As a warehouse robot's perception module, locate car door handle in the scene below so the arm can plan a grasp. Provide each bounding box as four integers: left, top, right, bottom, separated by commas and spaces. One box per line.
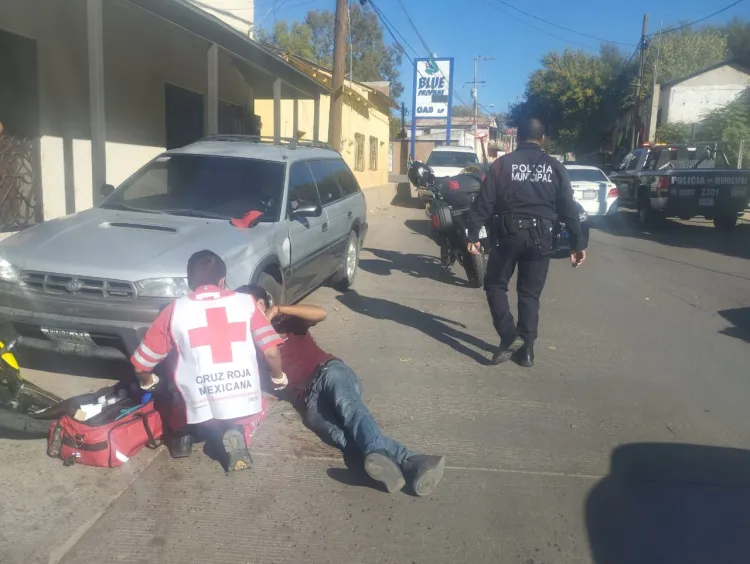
322, 222, 328, 232
347, 210, 352, 219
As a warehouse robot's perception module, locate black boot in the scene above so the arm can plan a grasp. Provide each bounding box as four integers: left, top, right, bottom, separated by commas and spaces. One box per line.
401, 454, 446, 497
512, 342, 534, 368
364, 450, 405, 493
491, 336, 520, 365
221, 427, 253, 472
167, 429, 194, 458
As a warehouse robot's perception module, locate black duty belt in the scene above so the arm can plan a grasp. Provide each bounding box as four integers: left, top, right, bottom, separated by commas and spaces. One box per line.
512, 217, 541, 230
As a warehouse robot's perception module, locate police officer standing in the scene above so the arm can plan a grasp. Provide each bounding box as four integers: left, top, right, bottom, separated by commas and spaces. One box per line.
467, 117, 586, 367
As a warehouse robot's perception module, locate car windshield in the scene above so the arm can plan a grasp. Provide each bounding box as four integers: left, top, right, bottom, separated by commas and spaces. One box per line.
567, 168, 609, 183
100, 154, 285, 221
427, 151, 478, 168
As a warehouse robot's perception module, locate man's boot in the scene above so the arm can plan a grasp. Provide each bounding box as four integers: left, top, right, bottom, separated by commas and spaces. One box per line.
167, 429, 194, 458
222, 427, 253, 472
401, 454, 446, 497
364, 450, 406, 493
512, 341, 534, 368
491, 336, 521, 365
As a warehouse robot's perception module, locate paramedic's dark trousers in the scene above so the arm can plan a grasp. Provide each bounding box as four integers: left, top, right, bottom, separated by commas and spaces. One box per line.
485, 228, 551, 345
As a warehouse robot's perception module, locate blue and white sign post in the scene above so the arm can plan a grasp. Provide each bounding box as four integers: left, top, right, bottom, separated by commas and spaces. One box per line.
410, 57, 454, 161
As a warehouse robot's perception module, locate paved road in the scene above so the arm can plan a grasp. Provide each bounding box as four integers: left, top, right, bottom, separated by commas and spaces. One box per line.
3, 190, 750, 563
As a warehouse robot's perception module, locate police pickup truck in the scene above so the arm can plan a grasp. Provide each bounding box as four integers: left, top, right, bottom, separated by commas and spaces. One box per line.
610, 144, 750, 231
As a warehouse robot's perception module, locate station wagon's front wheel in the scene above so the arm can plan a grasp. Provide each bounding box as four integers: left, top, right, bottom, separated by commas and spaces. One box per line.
333, 231, 359, 291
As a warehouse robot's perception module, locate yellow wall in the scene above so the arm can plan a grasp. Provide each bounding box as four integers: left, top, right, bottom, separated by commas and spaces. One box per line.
255, 91, 390, 189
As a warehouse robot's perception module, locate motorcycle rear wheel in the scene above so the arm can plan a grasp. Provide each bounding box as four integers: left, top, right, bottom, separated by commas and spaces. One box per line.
463, 250, 487, 288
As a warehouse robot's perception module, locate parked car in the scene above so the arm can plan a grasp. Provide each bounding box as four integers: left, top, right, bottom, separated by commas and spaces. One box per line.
609, 143, 750, 231
564, 165, 619, 217
426, 145, 479, 177
0, 136, 367, 360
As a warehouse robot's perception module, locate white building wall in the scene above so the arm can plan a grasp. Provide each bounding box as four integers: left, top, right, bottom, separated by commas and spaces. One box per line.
1, 0, 254, 222
664, 64, 750, 124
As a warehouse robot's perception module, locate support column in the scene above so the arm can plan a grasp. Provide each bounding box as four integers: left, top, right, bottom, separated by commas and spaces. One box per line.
207, 43, 219, 135
292, 98, 299, 141
313, 95, 320, 142
87, 0, 106, 204
273, 79, 282, 144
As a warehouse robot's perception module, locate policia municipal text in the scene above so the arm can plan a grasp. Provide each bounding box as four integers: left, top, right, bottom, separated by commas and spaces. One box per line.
467, 117, 586, 367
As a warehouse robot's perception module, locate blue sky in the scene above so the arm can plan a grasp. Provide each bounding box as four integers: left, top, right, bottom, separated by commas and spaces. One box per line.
255, 0, 749, 115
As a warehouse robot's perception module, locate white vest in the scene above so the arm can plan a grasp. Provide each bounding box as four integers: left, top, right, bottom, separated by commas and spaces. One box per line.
169, 290, 263, 424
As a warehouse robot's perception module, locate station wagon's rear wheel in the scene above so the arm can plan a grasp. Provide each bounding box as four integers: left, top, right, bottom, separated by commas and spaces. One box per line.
333, 231, 359, 291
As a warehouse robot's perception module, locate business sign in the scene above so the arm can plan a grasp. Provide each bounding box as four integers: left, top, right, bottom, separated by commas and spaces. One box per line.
414, 58, 453, 118
410, 57, 454, 159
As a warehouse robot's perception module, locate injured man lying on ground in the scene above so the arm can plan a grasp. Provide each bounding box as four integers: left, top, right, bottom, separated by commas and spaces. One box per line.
242, 285, 445, 496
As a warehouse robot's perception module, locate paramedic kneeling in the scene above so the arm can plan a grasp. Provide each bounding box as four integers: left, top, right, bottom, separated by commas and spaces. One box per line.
131, 250, 284, 471
245, 285, 445, 496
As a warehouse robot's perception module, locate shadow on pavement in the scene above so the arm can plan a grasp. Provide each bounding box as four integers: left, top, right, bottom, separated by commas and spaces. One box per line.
389, 182, 425, 209
591, 211, 750, 261
336, 291, 494, 364
586, 443, 750, 564
360, 247, 471, 288
718, 307, 750, 343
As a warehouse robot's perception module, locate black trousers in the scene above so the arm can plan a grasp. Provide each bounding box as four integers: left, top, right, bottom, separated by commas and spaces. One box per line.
484, 228, 551, 344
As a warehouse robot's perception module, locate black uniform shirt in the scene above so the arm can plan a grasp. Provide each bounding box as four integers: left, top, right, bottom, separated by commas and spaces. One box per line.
468, 142, 583, 251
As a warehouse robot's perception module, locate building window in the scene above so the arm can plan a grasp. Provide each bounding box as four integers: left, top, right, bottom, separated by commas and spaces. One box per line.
354, 133, 365, 171
369, 136, 378, 171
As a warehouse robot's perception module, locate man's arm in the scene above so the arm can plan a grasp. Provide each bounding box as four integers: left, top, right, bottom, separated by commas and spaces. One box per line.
249, 306, 285, 380
554, 164, 586, 265
130, 304, 175, 389
467, 160, 500, 244
272, 304, 327, 328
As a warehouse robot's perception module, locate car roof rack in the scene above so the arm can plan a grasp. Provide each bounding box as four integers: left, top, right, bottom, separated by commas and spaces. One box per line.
200, 134, 337, 152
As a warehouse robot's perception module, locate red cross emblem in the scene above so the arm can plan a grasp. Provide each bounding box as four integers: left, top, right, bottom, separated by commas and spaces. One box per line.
188, 307, 247, 364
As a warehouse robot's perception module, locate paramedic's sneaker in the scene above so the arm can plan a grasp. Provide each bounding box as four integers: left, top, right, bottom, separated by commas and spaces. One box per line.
222, 428, 253, 472
167, 430, 194, 458
401, 454, 446, 497
364, 450, 405, 493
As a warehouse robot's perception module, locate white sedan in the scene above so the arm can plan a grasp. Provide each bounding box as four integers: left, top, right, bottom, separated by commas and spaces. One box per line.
565, 165, 618, 217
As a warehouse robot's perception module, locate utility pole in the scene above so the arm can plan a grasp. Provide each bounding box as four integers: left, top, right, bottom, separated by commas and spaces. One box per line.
400, 102, 407, 139
631, 13, 649, 151
471, 55, 494, 154
329, 0, 348, 151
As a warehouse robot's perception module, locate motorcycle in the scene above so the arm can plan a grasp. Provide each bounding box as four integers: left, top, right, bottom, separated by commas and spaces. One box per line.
551, 203, 591, 256
0, 337, 64, 435
408, 161, 489, 288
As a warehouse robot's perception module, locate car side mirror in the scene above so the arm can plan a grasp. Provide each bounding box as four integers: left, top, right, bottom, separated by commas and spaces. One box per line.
100, 183, 115, 198
291, 202, 322, 219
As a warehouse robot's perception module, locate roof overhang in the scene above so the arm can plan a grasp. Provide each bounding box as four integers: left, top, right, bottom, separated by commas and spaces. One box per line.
125, 0, 328, 99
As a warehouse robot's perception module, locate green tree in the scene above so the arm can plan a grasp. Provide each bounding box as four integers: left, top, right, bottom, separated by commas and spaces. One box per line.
725, 18, 750, 65
260, 5, 403, 101
654, 122, 691, 143
699, 89, 750, 165
389, 115, 404, 139
256, 21, 314, 61
644, 27, 728, 95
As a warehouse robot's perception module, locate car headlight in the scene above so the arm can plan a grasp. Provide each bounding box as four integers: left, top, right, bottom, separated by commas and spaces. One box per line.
0, 257, 21, 283
135, 277, 188, 298
579, 210, 588, 223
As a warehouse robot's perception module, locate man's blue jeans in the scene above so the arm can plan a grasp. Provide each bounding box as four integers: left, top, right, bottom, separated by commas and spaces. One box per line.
301, 360, 411, 465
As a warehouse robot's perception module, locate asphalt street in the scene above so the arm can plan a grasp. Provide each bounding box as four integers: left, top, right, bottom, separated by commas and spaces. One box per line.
2, 188, 750, 564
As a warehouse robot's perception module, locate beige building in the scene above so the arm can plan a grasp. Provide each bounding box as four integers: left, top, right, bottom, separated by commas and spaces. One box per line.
255, 52, 396, 189
0, 0, 326, 232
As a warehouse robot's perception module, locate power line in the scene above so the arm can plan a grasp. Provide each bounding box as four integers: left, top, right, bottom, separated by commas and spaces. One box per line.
483, 1, 598, 52
488, 0, 636, 46
368, 1, 420, 59
650, 0, 745, 37
395, 0, 434, 55
366, 0, 416, 66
